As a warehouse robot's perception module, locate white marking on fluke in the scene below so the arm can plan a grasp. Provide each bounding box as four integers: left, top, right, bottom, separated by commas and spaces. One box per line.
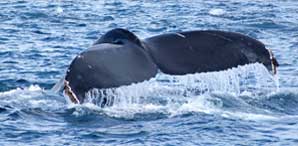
267, 48, 277, 74
175, 33, 186, 38
64, 80, 80, 104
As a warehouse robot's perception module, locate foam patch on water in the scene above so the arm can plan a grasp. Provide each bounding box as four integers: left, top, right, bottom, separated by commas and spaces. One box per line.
220, 111, 278, 120
176, 94, 222, 113
80, 63, 279, 119
171, 93, 278, 120
0, 85, 42, 96
56, 7, 63, 14
209, 8, 226, 16
0, 85, 65, 111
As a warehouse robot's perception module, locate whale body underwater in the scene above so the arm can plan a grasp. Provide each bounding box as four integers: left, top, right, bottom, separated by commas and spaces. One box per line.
62, 28, 279, 104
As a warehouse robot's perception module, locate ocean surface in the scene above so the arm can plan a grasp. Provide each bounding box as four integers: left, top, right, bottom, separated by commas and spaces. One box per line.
0, 0, 298, 145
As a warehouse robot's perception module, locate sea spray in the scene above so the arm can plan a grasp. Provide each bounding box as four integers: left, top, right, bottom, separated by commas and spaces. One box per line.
82, 63, 278, 117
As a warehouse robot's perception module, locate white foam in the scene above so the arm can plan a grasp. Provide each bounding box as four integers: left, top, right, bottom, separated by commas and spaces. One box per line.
28, 85, 42, 91
80, 63, 279, 119
56, 7, 63, 14
0, 85, 42, 96
209, 8, 226, 16
30, 99, 49, 107
0, 88, 22, 96
0, 85, 65, 111
171, 94, 222, 116
220, 111, 277, 120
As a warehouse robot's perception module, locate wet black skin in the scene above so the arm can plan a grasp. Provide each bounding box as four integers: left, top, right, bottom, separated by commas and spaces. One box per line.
65, 28, 277, 103
144, 30, 273, 75
65, 29, 157, 102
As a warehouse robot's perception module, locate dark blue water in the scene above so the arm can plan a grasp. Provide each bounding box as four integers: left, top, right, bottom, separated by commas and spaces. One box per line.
1, 0, 298, 145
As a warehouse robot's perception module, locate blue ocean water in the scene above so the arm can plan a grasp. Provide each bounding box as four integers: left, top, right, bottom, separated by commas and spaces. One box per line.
0, 0, 298, 145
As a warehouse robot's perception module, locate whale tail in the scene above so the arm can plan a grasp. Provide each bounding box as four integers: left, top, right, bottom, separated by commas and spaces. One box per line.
63, 28, 279, 104
144, 30, 279, 75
